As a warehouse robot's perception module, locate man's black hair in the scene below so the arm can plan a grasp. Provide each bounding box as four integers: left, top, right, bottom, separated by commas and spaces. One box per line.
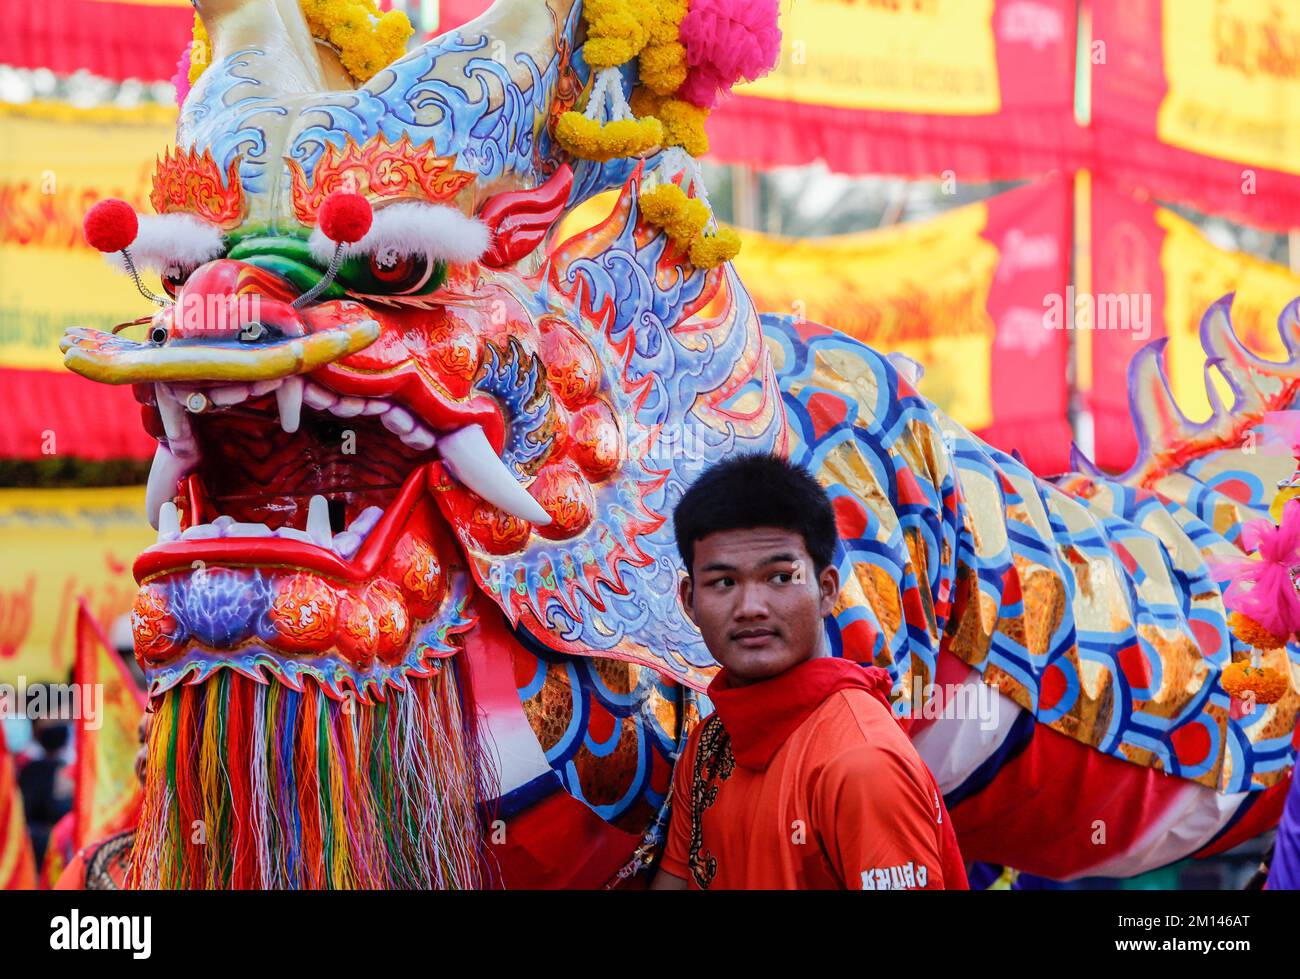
672, 453, 839, 574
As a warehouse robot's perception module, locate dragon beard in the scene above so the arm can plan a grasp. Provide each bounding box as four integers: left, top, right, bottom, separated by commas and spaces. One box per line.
127, 663, 497, 889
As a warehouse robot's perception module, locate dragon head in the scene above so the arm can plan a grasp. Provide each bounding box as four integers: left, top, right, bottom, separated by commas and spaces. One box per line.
66, 0, 782, 709
63, 0, 785, 887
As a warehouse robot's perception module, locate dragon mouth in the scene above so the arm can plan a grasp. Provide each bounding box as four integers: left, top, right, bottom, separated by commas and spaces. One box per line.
135, 378, 550, 585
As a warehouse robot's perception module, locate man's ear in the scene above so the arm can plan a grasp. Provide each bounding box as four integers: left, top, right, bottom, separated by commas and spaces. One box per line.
817, 563, 840, 618
678, 574, 697, 627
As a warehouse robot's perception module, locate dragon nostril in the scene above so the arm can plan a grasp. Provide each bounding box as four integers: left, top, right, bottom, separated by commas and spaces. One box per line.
150, 325, 168, 345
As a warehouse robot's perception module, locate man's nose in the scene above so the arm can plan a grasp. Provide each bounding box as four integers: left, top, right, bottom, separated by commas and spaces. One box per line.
733, 581, 770, 619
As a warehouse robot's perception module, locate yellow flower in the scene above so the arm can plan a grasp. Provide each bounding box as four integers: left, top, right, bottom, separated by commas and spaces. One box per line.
639, 183, 711, 246
629, 85, 664, 119
584, 0, 650, 67
639, 42, 688, 96
656, 98, 710, 155
688, 228, 742, 268
647, 0, 689, 45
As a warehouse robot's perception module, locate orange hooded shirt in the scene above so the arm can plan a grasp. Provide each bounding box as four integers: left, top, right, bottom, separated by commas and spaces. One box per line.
659, 657, 968, 890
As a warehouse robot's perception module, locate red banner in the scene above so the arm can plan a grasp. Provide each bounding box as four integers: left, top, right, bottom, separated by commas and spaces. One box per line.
0, 368, 151, 461
1088, 177, 1300, 472
1090, 0, 1300, 232
1, 0, 193, 83
72, 601, 144, 852
706, 0, 1080, 180
980, 175, 1074, 473
734, 177, 1073, 474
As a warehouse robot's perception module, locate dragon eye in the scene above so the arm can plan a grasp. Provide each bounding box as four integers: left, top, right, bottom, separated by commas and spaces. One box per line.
367, 251, 436, 294
160, 266, 191, 298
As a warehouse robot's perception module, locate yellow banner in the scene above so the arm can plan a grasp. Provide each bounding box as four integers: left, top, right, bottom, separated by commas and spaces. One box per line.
733, 203, 999, 429
1157, 0, 1300, 177
0, 102, 176, 370
739, 0, 1001, 115
1158, 207, 1300, 421
0, 487, 152, 685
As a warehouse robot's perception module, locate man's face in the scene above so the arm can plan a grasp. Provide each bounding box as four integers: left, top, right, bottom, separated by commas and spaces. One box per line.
679, 526, 840, 685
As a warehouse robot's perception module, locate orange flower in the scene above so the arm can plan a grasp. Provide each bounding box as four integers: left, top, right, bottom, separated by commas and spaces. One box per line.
1221, 660, 1289, 704
1227, 611, 1289, 650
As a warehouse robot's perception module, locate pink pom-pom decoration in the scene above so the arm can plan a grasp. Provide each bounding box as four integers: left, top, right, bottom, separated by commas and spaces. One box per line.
1209, 498, 1300, 642
172, 41, 194, 108
317, 192, 373, 244
83, 199, 139, 253
678, 0, 782, 109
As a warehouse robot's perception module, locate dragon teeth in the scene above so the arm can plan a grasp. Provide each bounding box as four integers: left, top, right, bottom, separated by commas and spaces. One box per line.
332, 530, 362, 558
329, 396, 367, 418
154, 384, 196, 449
303, 382, 337, 410
438, 424, 551, 525
210, 383, 252, 407
157, 501, 181, 541
381, 405, 416, 436
145, 442, 197, 529
401, 426, 437, 451
306, 494, 333, 547
276, 376, 304, 433
146, 499, 391, 557
347, 506, 384, 538
227, 522, 273, 537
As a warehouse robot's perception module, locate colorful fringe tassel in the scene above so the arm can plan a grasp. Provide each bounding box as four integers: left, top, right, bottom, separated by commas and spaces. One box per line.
128, 665, 497, 889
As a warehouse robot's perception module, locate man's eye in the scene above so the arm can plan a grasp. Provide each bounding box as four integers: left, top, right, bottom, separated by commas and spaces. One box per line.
772, 572, 794, 584
709, 577, 734, 589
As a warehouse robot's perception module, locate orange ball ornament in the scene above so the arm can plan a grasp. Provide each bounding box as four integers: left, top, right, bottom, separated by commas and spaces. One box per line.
531, 461, 596, 540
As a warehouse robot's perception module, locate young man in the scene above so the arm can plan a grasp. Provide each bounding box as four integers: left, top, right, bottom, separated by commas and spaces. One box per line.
653, 454, 968, 890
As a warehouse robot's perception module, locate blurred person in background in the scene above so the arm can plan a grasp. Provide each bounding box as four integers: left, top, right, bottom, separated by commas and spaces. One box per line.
17, 711, 74, 867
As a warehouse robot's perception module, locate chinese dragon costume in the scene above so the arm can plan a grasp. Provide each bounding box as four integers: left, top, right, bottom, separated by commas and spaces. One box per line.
57, 0, 1300, 888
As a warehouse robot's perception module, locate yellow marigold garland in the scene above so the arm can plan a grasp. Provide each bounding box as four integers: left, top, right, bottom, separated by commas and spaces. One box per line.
638, 41, 689, 96
629, 88, 709, 155
639, 184, 709, 246
688, 228, 742, 269
1221, 660, 1289, 705
1228, 611, 1289, 651
555, 113, 663, 163
560, 0, 742, 269
582, 0, 652, 69
188, 0, 411, 87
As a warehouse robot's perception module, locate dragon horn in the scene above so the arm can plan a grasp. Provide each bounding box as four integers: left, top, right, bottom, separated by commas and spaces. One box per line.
193, 0, 338, 94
